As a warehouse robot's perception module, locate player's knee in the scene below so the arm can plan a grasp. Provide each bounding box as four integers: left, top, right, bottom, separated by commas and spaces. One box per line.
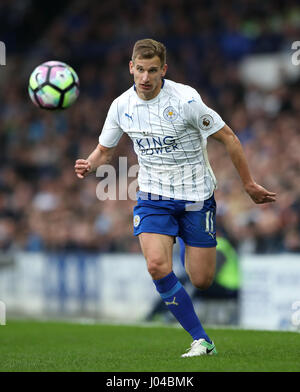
147, 255, 169, 280
190, 274, 214, 290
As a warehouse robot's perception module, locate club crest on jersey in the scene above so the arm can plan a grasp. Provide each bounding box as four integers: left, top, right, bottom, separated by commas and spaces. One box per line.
163, 106, 178, 122
133, 215, 140, 227
199, 114, 213, 130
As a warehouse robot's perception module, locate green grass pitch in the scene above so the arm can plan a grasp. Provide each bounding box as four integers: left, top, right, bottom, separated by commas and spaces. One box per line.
0, 320, 299, 372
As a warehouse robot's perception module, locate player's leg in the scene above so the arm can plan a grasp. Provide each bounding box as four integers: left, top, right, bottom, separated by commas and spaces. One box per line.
176, 242, 217, 357
134, 194, 216, 356
138, 232, 173, 280
139, 232, 214, 352
184, 246, 216, 290
176, 195, 218, 356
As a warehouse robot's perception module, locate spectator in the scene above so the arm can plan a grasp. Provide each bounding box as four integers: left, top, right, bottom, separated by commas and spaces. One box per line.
0, 0, 299, 254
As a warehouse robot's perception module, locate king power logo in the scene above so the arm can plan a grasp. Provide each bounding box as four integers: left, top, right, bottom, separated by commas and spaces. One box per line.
135, 135, 179, 156
0, 41, 6, 65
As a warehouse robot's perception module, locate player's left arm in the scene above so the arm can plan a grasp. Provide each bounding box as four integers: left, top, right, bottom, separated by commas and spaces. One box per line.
210, 124, 276, 204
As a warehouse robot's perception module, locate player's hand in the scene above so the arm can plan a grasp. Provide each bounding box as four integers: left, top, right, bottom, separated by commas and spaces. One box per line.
74, 159, 92, 179
244, 182, 276, 204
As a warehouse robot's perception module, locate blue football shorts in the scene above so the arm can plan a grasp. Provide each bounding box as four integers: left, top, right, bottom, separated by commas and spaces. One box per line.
133, 191, 217, 247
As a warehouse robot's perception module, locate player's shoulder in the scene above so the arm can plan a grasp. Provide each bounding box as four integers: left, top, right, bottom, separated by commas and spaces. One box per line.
163, 79, 200, 102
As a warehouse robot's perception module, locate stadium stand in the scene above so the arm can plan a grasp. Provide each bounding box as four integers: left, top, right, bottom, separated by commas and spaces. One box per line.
0, 0, 300, 255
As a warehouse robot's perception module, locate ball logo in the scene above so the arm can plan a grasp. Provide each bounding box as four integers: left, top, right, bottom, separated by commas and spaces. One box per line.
163, 106, 178, 122
133, 215, 140, 227
199, 114, 213, 130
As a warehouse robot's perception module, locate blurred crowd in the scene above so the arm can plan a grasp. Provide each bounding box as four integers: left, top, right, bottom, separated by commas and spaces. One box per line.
0, 0, 300, 254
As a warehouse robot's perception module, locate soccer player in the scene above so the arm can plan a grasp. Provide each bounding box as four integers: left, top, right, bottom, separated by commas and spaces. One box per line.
74, 39, 276, 357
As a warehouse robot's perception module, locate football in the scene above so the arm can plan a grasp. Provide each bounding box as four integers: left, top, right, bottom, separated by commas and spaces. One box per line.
28, 61, 79, 110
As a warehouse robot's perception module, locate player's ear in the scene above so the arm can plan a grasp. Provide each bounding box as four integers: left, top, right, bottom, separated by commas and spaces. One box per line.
161, 63, 168, 77
129, 60, 134, 75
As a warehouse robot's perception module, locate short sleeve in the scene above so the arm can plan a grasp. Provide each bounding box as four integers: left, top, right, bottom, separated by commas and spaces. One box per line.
99, 99, 124, 148
183, 92, 225, 138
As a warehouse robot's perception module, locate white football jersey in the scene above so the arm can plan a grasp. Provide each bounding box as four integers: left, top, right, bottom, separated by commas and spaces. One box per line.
99, 79, 225, 201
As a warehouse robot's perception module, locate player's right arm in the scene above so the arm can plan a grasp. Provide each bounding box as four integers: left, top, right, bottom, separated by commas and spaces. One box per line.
74, 144, 116, 179
75, 98, 123, 179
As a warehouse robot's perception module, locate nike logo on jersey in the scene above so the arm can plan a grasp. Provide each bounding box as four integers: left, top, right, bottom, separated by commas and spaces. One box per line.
125, 113, 133, 121
188, 98, 196, 104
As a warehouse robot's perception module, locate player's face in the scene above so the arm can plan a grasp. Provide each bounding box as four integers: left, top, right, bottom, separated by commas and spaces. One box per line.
129, 56, 167, 100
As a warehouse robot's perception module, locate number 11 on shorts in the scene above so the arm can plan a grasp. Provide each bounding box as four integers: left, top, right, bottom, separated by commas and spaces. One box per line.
205, 211, 214, 233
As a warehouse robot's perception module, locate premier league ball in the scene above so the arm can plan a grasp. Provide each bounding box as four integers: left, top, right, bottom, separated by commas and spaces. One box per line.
28, 61, 79, 109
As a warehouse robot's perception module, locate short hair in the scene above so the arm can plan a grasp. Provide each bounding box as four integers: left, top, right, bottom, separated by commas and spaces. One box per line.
132, 39, 166, 68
